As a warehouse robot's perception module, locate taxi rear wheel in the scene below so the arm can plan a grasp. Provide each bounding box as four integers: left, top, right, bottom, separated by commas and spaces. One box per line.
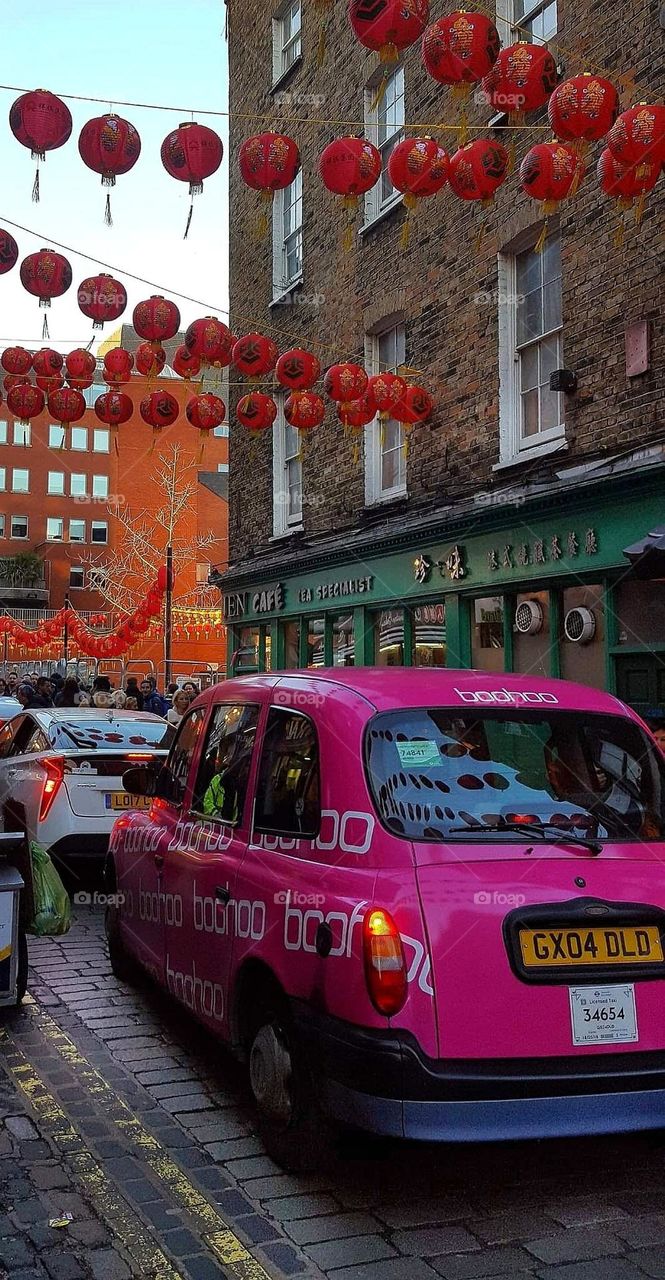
247, 996, 328, 1172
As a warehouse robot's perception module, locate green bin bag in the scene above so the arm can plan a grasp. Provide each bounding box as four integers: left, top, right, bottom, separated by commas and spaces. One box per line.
28, 843, 71, 937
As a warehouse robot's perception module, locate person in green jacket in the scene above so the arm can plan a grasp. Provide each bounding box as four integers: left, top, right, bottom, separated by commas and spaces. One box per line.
202, 769, 239, 823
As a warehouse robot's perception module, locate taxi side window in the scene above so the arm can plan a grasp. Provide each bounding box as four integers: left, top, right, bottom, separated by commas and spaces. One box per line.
254, 708, 321, 838
164, 707, 207, 806
6, 717, 39, 757
192, 703, 259, 825
0, 718, 20, 758
24, 728, 49, 754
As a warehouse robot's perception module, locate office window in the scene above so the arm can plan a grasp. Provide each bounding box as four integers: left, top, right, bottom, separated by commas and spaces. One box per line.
0, 515, 5, 537
213, 424, 229, 437
11, 468, 29, 493
93, 428, 110, 453
498, 231, 564, 461
273, 172, 303, 298
91, 521, 108, 544
88, 566, 108, 590
273, 397, 303, 536
510, 0, 556, 39
217, 462, 229, 474
49, 424, 66, 449
46, 517, 64, 541
365, 322, 407, 504
69, 519, 86, 543
47, 471, 65, 495
0, 421, 7, 445
0, 468, 5, 492
272, 0, 301, 84
69, 566, 85, 589
365, 67, 405, 225
196, 562, 211, 584
11, 515, 28, 539
13, 422, 31, 447
84, 383, 107, 409
70, 473, 87, 497
92, 475, 109, 499
71, 427, 88, 451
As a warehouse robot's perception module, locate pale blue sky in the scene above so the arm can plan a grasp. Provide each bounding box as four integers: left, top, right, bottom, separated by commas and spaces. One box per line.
0, 0, 228, 349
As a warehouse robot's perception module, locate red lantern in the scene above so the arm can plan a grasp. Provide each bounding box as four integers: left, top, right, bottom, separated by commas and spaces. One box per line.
78, 274, 127, 330
284, 391, 326, 432
368, 372, 408, 416
449, 140, 509, 201
349, 0, 429, 62
32, 348, 64, 381
184, 317, 233, 366
607, 103, 665, 169
35, 371, 64, 393
598, 147, 660, 223
48, 387, 86, 426
276, 348, 321, 391
9, 90, 72, 200
20, 250, 72, 336
173, 344, 202, 380
481, 42, 557, 116
401, 384, 433, 423
0, 230, 18, 276
66, 348, 96, 390
232, 333, 279, 379
319, 136, 382, 202
104, 347, 134, 385
133, 296, 181, 346
520, 142, 583, 242
338, 390, 378, 430
388, 136, 449, 240
140, 391, 180, 430
422, 11, 500, 86
186, 393, 226, 434
1, 346, 32, 376
135, 342, 167, 376
161, 122, 224, 236
7, 383, 45, 424
3, 374, 29, 394
239, 133, 300, 193
548, 74, 618, 145
237, 393, 278, 433
78, 113, 142, 224
324, 363, 369, 407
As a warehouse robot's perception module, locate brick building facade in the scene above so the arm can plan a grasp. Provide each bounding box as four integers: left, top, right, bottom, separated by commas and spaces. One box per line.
219, 0, 665, 710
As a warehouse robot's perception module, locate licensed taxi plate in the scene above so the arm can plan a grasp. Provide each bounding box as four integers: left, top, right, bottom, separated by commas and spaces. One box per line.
519, 925, 663, 969
105, 792, 151, 811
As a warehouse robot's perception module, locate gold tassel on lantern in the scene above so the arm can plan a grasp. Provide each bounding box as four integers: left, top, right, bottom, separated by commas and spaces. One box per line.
400, 193, 419, 250
254, 189, 274, 240
314, 0, 334, 66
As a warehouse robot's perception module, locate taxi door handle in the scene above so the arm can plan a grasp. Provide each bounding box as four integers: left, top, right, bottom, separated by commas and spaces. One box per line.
154, 854, 164, 870
215, 886, 230, 904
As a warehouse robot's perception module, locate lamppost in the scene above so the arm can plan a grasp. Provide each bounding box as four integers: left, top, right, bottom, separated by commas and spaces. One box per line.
164, 545, 173, 687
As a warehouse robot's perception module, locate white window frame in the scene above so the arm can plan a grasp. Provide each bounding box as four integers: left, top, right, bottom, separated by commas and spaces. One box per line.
70, 427, 88, 452
272, 0, 302, 86
364, 66, 405, 228
70, 473, 87, 498
13, 422, 31, 447
217, 462, 229, 474
11, 468, 29, 494
0, 421, 7, 445
272, 171, 303, 301
91, 521, 108, 545
69, 519, 86, 543
497, 232, 565, 466
0, 515, 5, 538
46, 517, 64, 542
364, 322, 407, 506
69, 566, 85, 589
497, 0, 557, 44
93, 428, 110, 453
92, 475, 109, 499
272, 397, 303, 537
11, 515, 28, 540
0, 468, 5, 492
47, 471, 65, 496
49, 424, 65, 449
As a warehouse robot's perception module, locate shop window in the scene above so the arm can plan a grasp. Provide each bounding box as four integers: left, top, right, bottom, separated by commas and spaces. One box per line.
192, 703, 260, 823
273, 172, 302, 299
282, 620, 299, 669
365, 322, 407, 505
615, 580, 665, 648
234, 627, 259, 673
374, 608, 406, 666
472, 596, 505, 673
164, 707, 207, 806
272, 0, 301, 84
333, 614, 355, 666
412, 602, 446, 668
512, 590, 551, 678
364, 66, 404, 225
498, 232, 564, 463
305, 617, 325, 667
273, 398, 302, 535
263, 627, 273, 671
254, 708, 320, 837
560, 584, 605, 689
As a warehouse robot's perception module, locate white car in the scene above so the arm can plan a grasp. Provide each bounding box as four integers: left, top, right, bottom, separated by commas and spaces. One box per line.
0, 708, 169, 868
0, 697, 21, 725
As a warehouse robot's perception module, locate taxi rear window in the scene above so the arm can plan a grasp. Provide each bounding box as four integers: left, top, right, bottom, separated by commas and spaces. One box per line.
49, 719, 169, 750
364, 708, 665, 843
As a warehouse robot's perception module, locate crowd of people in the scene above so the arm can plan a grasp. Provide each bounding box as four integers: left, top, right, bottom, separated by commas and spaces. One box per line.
0, 670, 201, 728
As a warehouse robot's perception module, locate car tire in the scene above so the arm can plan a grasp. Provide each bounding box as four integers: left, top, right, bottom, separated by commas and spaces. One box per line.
247, 991, 333, 1172
104, 865, 138, 985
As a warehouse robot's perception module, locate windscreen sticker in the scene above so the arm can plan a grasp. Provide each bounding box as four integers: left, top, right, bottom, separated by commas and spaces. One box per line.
396, 740, 441, 768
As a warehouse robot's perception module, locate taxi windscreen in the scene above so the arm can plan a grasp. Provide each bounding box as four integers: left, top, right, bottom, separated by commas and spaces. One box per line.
364, 709, 665, 843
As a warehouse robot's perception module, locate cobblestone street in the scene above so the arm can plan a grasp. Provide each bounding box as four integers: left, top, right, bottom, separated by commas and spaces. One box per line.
2, 908, 665, 1280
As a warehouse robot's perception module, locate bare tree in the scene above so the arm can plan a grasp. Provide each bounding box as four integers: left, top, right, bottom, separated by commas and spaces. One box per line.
81, 443, 222, 614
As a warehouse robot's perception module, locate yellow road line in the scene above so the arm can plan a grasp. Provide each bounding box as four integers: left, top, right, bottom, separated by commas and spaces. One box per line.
19, 1005, 278, 1280
0, 1031, 183, 1280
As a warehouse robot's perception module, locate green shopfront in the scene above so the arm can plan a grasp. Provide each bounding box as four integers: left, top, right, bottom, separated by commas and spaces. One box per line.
219, 471, 665, 714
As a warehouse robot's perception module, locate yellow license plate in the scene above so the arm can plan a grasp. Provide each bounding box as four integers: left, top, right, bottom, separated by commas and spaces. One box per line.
107, 792, 151, 811
519, 925, 663, 968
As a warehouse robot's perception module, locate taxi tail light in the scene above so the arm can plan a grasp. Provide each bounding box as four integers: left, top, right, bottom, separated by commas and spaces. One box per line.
363, 908, 408, 1017
39, 757, 65, 822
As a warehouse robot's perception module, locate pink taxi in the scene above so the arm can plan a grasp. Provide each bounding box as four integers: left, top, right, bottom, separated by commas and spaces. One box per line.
106, 669, 665, 1168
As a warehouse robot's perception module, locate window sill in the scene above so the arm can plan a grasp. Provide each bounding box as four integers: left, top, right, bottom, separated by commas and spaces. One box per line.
360, 195, 403, 237
492, 437, 568, 472
363, 489, 408, 511
271, 53, 304, 95
270, 525, 304, 542
270, 273, 304, 309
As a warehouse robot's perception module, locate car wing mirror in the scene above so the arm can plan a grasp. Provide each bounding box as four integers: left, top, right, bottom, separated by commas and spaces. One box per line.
123, 762, 161, 798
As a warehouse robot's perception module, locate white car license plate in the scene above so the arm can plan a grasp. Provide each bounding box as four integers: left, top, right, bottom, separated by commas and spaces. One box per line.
569, 984, 638, 1046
